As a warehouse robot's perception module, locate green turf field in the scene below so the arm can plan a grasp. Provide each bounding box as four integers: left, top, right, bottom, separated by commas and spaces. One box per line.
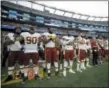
1, 61, 108, 88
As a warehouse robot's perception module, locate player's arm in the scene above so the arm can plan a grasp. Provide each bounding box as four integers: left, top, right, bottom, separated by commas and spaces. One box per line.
73, 40, 77, 58
5, 36, 15, 45
63, 39, 71, 45
38, 36, 45, 51
43, 35, 52, 44
19, 35, 25, 44
18, 34, 25, 51
38, 36, 42, 46
77, 37, 84, 44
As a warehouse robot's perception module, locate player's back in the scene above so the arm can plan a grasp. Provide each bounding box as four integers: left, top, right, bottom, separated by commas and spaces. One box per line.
21, 32, 41, 53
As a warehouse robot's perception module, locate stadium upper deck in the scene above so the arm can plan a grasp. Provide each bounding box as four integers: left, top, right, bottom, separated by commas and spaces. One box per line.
1, 1, 108, 34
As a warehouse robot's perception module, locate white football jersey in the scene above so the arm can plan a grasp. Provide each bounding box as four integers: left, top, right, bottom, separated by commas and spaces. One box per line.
85, 39, 91, 49
43, 32, 56, 48
77, 37, 86, 50
98, 39, 104, 47
61, 36, 74, 50
7, 33, 22, 51
21, 32, 41, 53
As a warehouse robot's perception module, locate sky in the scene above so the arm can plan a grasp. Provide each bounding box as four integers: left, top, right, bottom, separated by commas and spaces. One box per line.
36, 1, 108, 17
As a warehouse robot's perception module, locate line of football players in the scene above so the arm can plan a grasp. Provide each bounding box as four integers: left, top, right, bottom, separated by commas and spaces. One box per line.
3, 25, 108, 84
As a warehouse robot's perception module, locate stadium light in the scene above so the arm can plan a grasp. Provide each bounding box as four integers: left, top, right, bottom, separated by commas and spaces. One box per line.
55, 10, 64, 16
101, 17, 108, 21
64, 12, 72, 17
17, 1, 31, 8
73, 14, 81, 19
88, 16, 95, 21
94, 18, 101, 21
44, 7, 55, 14
80, 15, 88, 20
32, 3, 44, 11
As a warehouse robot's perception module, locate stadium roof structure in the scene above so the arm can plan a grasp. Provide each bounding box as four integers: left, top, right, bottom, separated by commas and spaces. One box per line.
8, 1, 108, 22
2, 0, 108, 32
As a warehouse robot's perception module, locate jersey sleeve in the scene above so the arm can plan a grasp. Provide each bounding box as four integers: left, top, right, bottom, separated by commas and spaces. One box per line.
7, 33, 14, 40
42, 32, 47, 36
20, 32, 25, 37
38, 33, 41, 38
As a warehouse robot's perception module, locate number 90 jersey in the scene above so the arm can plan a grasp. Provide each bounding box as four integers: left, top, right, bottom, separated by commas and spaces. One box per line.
21, 32, 41, 53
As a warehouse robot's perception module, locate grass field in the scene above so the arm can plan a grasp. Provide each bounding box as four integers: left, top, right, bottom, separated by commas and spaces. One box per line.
1, 61, 108, 88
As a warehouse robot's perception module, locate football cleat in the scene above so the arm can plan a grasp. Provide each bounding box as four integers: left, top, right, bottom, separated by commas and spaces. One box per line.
69, 69, 76, 74
63, 70, 66, 77
21, 76, 27, 84
47, 73, 51, 79
21, 81, 25, 84
35, 74, 39, 80
81, 66, 86, 70
77, 69, 82, 72
86, 65, 92, 68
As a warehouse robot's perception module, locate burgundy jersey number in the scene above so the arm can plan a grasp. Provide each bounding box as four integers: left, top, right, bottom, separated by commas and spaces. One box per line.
26, 37, 37, 44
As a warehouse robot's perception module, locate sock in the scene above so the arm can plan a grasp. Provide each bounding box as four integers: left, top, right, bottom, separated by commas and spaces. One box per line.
69, 60, 73, 69
60, 63, 63, 70
24, 68, 28, 77
76, 60, 80, 70
54, 62, 58, 72
47, 63, 51, 73
33, 66, 39, 75
77, 62, 80, 70
86, 58, 89, 66
64, 60, 68, 68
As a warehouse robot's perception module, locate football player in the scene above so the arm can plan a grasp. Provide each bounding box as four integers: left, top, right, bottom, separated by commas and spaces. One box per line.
38, 35, 46, 73
21, 26, 41, 83
3, 26, 24, 82
43, 28, 59, 78
55, 36, 62, 71
76, 34, 87, 72
61, 34, 76, 77
91, 37, 100, 66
